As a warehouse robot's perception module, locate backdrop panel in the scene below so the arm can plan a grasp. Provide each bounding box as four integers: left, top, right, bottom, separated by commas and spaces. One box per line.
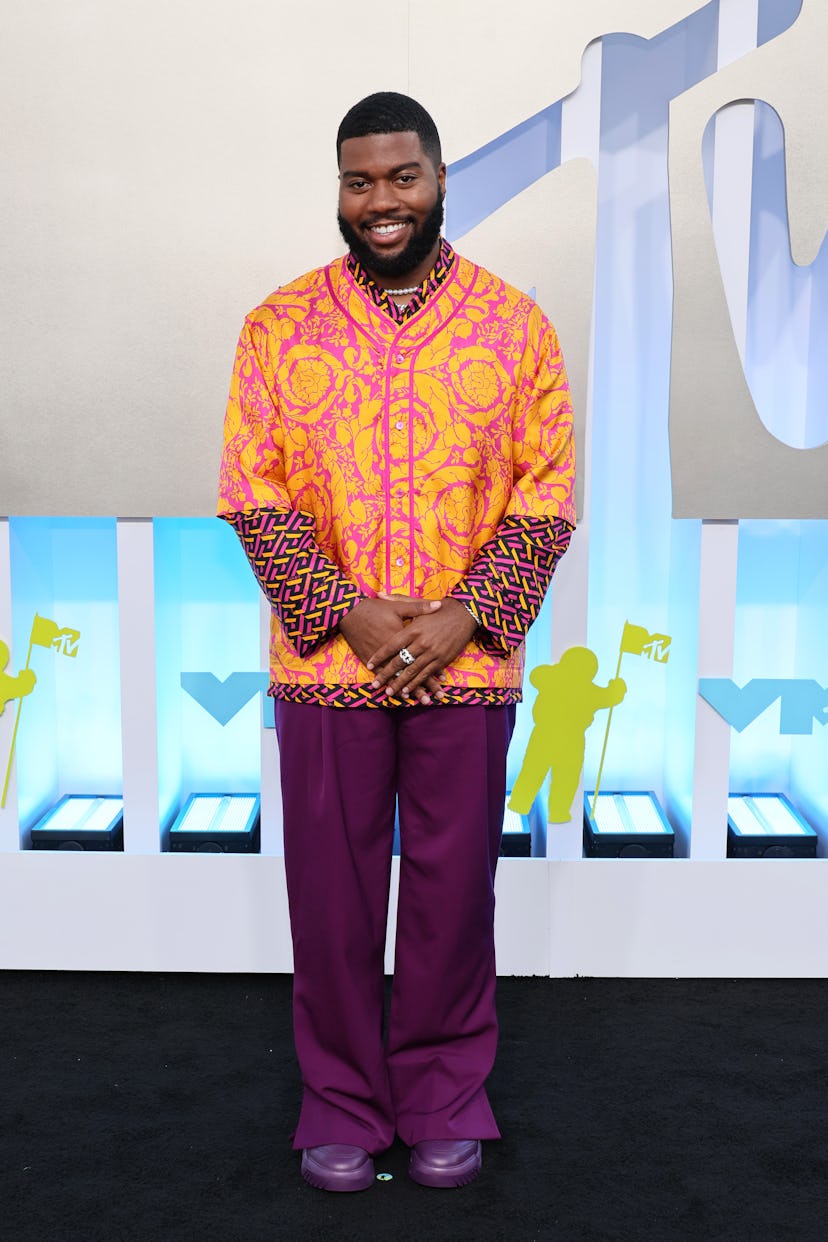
0, 1, 407, 517
409, 0, 713, 162
669, 0, 828, 517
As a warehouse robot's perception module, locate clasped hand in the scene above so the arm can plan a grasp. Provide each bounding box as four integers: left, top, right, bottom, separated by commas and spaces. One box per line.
338, 594, 478, 704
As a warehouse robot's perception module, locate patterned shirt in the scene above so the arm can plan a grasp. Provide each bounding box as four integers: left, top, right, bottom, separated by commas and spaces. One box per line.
218, 242, 575, 706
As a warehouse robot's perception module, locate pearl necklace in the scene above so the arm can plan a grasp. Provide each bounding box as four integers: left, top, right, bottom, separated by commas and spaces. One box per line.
382, 284, 421, 296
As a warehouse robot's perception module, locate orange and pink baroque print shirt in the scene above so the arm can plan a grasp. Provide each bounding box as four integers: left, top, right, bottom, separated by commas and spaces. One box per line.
217, 243, 576, 707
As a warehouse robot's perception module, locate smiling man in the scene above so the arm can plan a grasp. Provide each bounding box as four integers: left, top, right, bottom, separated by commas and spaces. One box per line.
337, 128, 445, 281
218, 92, 576, 1192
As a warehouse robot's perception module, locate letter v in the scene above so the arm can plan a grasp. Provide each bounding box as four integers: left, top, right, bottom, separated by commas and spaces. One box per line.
698, 679, 786, 732
180, 672, 269, 726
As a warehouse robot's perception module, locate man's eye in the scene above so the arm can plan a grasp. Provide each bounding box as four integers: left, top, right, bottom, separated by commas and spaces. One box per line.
397, 175, 416, 184
349, 180, 368, 191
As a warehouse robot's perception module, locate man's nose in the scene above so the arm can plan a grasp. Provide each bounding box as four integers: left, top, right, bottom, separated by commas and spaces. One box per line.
366, 179, 400, 215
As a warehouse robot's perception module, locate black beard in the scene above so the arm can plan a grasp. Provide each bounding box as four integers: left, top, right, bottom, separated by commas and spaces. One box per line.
338, 191, 445, 279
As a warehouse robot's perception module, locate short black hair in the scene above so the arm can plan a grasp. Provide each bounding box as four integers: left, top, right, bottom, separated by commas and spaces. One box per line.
337, 92, 442, 166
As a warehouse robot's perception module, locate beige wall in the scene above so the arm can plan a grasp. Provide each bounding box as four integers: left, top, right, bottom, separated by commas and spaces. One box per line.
1, 2, 407, 516
669, 0, 828, 517
0, 1, 822, 518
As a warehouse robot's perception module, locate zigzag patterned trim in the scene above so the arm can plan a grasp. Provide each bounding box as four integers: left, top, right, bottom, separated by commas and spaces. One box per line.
223, 507, 360, 657
348, 238, 455, 322
450, 515, 573, 659
270, 683, 522, 708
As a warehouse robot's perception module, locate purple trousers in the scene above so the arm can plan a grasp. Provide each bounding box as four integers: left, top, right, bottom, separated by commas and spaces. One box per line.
274, 700, 515, 1153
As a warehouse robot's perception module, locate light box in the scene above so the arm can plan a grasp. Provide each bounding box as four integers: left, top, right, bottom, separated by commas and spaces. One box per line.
168, 794, 260, 853
30, 795, 124, 851
501, 802, 532, 857
727, 794, 818, 859
583, 792, 675, 858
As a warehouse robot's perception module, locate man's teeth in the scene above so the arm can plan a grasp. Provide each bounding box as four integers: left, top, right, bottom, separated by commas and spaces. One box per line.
370, 223, 407, 235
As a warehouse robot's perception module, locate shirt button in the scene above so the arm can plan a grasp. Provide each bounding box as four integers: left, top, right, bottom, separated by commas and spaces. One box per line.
395, 556, 404, 568
395, 352, 405, 364
395, 421, 404, 431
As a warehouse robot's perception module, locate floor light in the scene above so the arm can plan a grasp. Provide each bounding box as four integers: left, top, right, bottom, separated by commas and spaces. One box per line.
727, 794, 818, 858
168, 794, 260, 853
30, 795, 124, 851
501, 802, 533, 857
583, 791, 674, 858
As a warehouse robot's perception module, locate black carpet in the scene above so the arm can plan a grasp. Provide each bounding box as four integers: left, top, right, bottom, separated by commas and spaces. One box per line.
2, 973, 827, 1241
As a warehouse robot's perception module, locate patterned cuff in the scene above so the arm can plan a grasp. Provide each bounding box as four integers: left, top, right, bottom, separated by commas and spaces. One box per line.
450, 515, 573, 658
460, 600, 481, 627
222, 507, 360, 657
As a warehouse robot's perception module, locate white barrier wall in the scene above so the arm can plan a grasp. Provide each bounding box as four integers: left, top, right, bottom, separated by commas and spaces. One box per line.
1, 0, 826, 976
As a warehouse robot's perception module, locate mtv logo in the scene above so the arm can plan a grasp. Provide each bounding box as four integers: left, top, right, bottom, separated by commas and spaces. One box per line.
54, 629, 81, 657
643, 636, 671, 663
698, 679, 828, 735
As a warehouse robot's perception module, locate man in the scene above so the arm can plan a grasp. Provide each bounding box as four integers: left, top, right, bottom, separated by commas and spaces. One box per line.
218, 92, 575, 1192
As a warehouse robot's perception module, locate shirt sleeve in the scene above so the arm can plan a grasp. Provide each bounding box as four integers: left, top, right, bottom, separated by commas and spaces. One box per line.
503, 310, 576, 528
449, 308, 576, 658
449, 515, 573, 659
217, 317, 360, 657
221, 507, 361, 658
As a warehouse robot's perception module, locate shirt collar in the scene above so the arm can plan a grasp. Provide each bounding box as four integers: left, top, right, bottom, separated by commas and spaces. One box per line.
346, 238, 456, 322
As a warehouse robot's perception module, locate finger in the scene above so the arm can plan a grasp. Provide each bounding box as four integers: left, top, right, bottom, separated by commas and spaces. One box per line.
374, 646, 425, 693
412, 672, 445, 705
426, 674, 445, 700
371, 631, 450, 688
365, 631, 413, 673
381, 663, 444, 704
423, 668, 448, 702
385, 657, 442, 701
379, 595, 442, 617
371, 650, 412, 688
365, 611, 444, 670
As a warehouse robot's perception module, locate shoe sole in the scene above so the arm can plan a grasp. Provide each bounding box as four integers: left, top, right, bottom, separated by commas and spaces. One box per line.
301, 1152, 375, 1193
409, 1146, 482, 1189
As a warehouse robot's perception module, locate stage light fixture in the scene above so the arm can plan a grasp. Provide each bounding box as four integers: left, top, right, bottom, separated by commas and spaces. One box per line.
727, 794, 818, 858
583, 791, 675, 858
168, 794, 260, 853
30, 795, 124, 851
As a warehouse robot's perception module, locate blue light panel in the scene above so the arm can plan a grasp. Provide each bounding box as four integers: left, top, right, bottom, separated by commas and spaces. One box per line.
34, 795, 124, 835
590, 793, 672, 835
171, 794, 259, 835
502, 805, 527, 835
728, 794, 816, 838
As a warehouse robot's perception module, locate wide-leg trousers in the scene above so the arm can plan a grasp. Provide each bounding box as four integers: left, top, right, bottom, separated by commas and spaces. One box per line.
274, 700, 515, 1154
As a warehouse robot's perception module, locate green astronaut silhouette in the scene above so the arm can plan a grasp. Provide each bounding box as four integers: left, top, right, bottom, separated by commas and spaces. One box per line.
0, 640, 36, 716
509, 647, 626, 823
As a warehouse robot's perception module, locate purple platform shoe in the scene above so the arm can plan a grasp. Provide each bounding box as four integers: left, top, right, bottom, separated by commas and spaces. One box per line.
409, 1139, 482, 1188
301, 1144, 375, 1192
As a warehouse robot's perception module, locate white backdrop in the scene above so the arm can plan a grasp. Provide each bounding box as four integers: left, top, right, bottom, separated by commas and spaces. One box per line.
1, 0, 827, 975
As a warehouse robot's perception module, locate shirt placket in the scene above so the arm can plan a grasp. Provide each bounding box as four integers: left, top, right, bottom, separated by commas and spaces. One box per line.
384, 338, 415, 594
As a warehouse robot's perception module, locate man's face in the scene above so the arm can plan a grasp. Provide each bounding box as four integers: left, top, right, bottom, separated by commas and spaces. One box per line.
337, 131, 447, 280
